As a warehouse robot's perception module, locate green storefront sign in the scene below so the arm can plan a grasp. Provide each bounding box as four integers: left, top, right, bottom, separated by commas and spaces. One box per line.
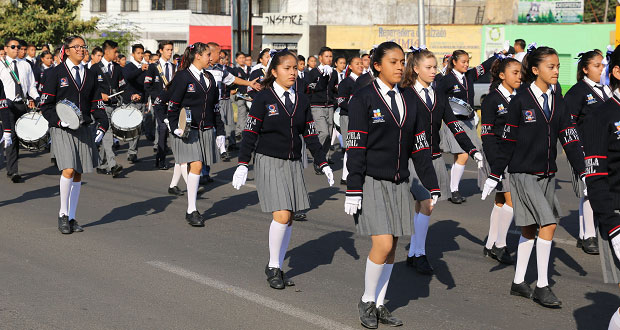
518, 0, 584, 23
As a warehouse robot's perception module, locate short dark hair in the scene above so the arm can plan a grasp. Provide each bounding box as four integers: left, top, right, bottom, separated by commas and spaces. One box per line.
318, 46, 332, 56
235, 51, 245, 59
91, 46, 103, 55
4, 37, 19, 45
297, 54, 305, 62
102, 40, 118, 51
118, 54, 126, 60
334, 55, 346, 64
371, 42, 404, 77
158, 41, 173, 51
131, 43, 144, 53
361, 54, 370, 59
18, 39, 27, 48
514, 39, 526, 50
27, 44, 36, 49
173, 54, 181, 60
144, 50, 152, 55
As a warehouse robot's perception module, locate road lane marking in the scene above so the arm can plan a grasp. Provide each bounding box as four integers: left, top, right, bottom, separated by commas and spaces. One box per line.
147, 261, 358, 330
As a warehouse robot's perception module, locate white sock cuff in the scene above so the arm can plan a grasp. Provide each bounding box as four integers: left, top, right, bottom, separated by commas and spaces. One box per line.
519, 235, 534, 244
501, 204, 513, 213
271, 219, 288, 229
60, 176, 72, 184
536, 237, 552, 246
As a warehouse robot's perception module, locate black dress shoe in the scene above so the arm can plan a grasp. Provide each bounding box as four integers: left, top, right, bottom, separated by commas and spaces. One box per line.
265, 265, 285, 289
483, 246, 496, 259
96, 168, 111, 175
413, 255, 434, 275
406, 256, 415, 267
168, 186, 184, 196
358, 299, 378, 329
340, 179, 347, 185
376, 305, 403, 327
127, 154, 138, 163
282, 271, 295, 286
9, 174, 22, 183
58, 215, 71, 234
111, 165, 123, 178
220, 152, 231, 162
185, 211, 204, 227
327, 158, 335, 165
197, 186, 206, 195
69, 219, 84, 232
510, 281, 534, 299
313, 163, 322, 175
491, 245, 514, 264
576, 238, 583, 248
533, 285, 562, 308
449, 191, 466, 204
228, 144, 239, 151
581, 237, 599, 255
293, 212, 307, 221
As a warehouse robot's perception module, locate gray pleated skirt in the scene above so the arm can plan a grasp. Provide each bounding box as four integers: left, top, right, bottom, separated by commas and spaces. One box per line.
439, 117, 483, 154
50, 126, 99, 173
569, 161, 585, 198
600, 210, 620, 284
255, 153, 310, 213
339, 114, 349, 137
170, 129, 201, 164
354, 176, 414, 237
408, 157, 449, 201
510, 173, 556, 227
220, 98, 235, 126
198, 128, 218, 166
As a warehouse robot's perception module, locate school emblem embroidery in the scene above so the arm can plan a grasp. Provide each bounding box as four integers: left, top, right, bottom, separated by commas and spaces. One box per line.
97, 75, 103, 82
614, 121, 620, 138
523, 109, 536, 123
267, 104, 279, 116
187, 84, 195, 92
453, 85, 461, 93
586, 94, 597, 105
372, 109, 385, 123
497, 103, 507, 115
60, 77, 69, 88
154, 76, 160, 82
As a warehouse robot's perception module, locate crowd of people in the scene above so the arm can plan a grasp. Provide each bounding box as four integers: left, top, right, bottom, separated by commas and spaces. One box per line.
1, 35, 619, 329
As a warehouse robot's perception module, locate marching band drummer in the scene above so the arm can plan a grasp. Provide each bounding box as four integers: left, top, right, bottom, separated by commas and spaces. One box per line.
166, 42, 224, 227
345, 42, 439, 329
437, 50, 498, 204
0, 37, 40, 183
231, 49, 334, 290
122, 43, 149, 164
39, 35, 109, 235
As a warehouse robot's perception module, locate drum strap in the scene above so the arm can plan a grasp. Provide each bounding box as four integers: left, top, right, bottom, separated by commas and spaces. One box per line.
1, 58, 26, 102
156, 63, 170, 89
98, 62, 116, 94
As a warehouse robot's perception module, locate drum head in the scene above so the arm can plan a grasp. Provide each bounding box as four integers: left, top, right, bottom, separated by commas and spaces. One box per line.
112, 106, 143, 130
448, 98, 472, 116
56, 102, 81, 129
178, 107, 187, 131
15, 113, 48, 141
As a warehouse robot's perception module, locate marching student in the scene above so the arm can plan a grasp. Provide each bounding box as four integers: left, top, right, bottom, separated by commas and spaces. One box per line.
437, 50, 497, 204
401, 47, 483, 275
166, 42, 224, 227
24, 44, 36, 68
122, 43, 150, 164
355, 49, 376, 91
232, 51, 250, 141
346, 42, 439, 329
481, 45, 586, 308
564, 49, 611, 255
39, 35, 109, 234
297, 54, 306, 80
581, 45, 620, 330
334, 55, 347, 84
335, 56, 363, 185
247, 48, 270, 101
91, 40, 127, 178
513, 39, 527, 62
361, 53, 370, 74
89, 47, 103, 69
0, 37, 40, 183
33, 50, 53, 91
307, 55, 317, 71
480, 55, 522, 265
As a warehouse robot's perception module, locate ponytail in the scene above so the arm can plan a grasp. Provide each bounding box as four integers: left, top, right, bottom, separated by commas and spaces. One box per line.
178, 42, 209, 72
489, 57, 520, 91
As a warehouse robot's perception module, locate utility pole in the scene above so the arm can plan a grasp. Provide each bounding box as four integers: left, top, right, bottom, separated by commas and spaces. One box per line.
418, 0, 426, 46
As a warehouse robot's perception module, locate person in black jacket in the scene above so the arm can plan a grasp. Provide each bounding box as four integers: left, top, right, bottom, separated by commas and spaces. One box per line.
232, 51, 251, 140
166, 42, 224, 227
564, 50, 611, 255
437, 50, 497, 204
247, 48, 270, 101
39, 35, 109, 235
91, 40, 128, 177
231, 49, 334, 290
480, 56, 521, 265
122, 43, 149, 164
401, 47, 483, 275
481, 46, 586, 308
335, 56, 363, 185
582, 45, 620, 330
345, 42, 439, 329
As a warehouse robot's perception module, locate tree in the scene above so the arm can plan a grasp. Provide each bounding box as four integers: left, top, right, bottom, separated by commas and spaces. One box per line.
584, 0, 617, 23
0, 0, 98, 47
86, 15, 141, 54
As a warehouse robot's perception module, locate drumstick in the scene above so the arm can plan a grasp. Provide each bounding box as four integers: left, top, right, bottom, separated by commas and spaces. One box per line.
108, 90, 124, 98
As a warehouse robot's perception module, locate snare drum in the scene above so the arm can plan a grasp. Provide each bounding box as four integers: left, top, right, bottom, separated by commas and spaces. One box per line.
55, 99, 83, 130
111, 105, 143, 141
15, 112, 49, 151
448, 97, 475, 117
177, 107, 191, 139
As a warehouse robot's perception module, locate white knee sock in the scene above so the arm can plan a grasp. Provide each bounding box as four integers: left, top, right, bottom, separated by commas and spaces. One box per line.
68, 182, 81, 220
583, 199, 596, 239
579, 197, 585, 239
180, 163, 188, 184
609, 308, 620, 330
342, 152, 349, 180
59, 176, 72, 217
450, 163, 465, 192
361, 258, 384, 303
375, 263, 394, 307
486, 205, 502, 249
170, 164, 182, 188
186, 173, 200, 213
414, 213, 430, 257
513, 235, 535, 284
268, 220, 288, 268
495, 205, 514, 248
408, 213, 418, 258
278, 224, 292, 268
536, 237, 552, 288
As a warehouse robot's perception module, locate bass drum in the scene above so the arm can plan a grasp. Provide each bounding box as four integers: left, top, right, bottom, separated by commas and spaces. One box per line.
111, 105, 143, 141
15, 112, 49, 151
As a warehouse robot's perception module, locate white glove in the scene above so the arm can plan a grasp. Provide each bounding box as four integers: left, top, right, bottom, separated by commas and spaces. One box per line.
2, 132, 11, 148
173, 128, 184, 137
94, 129, 105, 143
481, 177, 499, 200
232, 165, 248, 190
473, 152, 484, 169
344, 196, 362, 216
322, 166, 334, 186
582, 176, 588, 197
431, 195, 439, 207
216, 135, 226, 153
60, 121, 70, 128
321, 65, 333, 76
163, 118, 171, 131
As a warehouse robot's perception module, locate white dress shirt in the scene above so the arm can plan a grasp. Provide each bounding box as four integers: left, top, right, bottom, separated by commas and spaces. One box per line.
514, 52, 526, 63
159, 57, 174, 82
0, 55, 39, 101
298, 70, 304, 79
349, 72, 359, 81
529, 82, 553, 110
272, 81, 295, 106
497, 83, 516, 100
189, 64, 210, 89
583, 76, 612, 100
414, 80, 435, 105
452, 69, 465, 85
64, 58, 85, 85
375, 78, 404, 124
100, 57, 115, 75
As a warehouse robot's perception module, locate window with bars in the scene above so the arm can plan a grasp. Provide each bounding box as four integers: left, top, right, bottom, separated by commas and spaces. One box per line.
173, 0, 189, 9
122, 0, 139, 11
201, 0, 230, 15
152, 0, 165, 10
259, 0, 279, 14
91, 0, 107, 12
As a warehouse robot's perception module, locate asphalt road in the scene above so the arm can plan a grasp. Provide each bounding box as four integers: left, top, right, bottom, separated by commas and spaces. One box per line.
0, 141, 618, 330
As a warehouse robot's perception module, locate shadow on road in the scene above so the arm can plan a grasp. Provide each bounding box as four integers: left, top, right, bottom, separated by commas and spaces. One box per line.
0, 185, 59, 207
202, 190, 259, 220
84, 195, 175, 228
573, 291, 620, 330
